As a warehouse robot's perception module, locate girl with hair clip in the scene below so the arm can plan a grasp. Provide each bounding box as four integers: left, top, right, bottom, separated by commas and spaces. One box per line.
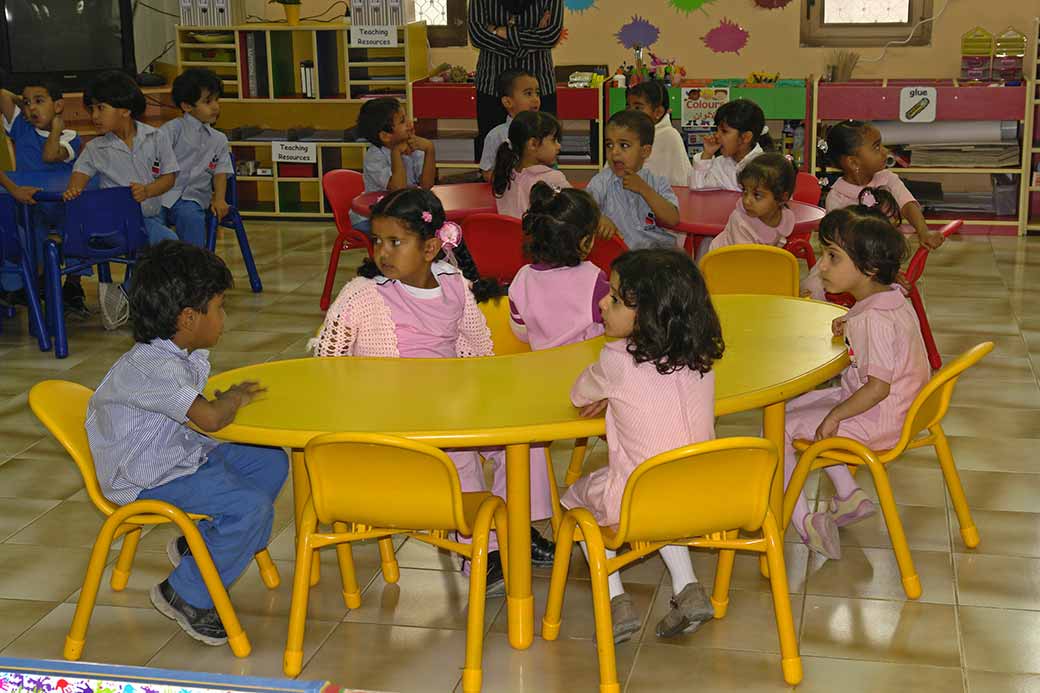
689, 98, 771, 191
702, 151, 797, 259
313, 187, 554, 592
626, 80, 691, 185
565, 248, 724, 645
821, 119, 944, 250
492, 110, 570, 218
785, 204, 929, 560
508, 182, 608, 349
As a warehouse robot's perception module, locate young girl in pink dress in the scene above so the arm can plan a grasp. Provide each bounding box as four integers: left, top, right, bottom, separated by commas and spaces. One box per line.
312, 187, 555, 593
492, 110, 571, 218
785, 204, 930, 560
507, 183, 608, 349
803, 120, 944, 299
701, 152, 797, 260
564, 248, 724, 644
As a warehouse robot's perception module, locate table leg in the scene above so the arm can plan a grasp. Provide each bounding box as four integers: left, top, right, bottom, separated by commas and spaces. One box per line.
505, 442, 533, 650
761, 402, 786, 578
290, 449, 320, 585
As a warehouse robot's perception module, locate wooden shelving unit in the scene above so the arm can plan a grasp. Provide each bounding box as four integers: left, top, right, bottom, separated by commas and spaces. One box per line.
809, 77, 1035, 234
1025, 17, 1040, 233
176, 21, 429, 218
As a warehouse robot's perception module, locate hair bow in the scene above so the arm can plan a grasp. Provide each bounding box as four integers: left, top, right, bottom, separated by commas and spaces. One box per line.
860, 190, 877, 208
436, 221, 462, 250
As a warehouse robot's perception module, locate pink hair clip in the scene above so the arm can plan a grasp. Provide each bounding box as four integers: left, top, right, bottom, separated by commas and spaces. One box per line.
861, 190, 877, 208
421, 211, 433, 223
436, 221, 462, 250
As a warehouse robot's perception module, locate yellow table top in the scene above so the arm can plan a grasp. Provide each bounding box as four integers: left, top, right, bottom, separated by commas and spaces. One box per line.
206, 295, 848, 449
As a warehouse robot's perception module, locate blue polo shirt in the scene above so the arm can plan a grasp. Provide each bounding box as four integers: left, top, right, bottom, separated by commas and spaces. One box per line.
3, 110, 80, 174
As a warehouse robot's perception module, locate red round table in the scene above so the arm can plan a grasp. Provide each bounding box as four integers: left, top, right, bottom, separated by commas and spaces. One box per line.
351, 182, 496, 221
668, 187, 826, 254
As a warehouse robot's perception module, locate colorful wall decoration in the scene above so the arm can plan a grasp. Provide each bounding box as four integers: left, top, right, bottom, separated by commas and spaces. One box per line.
702, 18, 750, 54
615, 16, 660, 49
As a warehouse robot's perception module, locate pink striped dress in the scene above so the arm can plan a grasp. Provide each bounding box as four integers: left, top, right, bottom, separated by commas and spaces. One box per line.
562, 340, 716, 526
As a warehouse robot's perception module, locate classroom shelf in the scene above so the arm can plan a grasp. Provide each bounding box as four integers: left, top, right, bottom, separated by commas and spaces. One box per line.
177, 21, 430, 219
1024, 17, 1039, 234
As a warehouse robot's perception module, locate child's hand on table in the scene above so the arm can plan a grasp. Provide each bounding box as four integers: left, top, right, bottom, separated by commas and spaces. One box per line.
831, 316, 847, 337
578, 399, 608, 418
215, 380, 267, 407
12, 185, 40, 205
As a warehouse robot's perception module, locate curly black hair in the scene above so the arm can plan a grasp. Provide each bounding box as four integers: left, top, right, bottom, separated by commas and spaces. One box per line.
85, 71, 146, 119
522, 182, 599, 267
172, 68, 224, 110
737, 152, 797, 204
129, 240, 233, 343
818, 204, 908, 285
359, 188, 501, 301
612, 248, 724, 375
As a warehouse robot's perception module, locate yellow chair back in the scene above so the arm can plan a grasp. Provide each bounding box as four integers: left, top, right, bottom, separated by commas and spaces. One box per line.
304, 432, 468, 532
894, 341, 993, 450
701, 245, 800, 297
29, 380, 118, 516
614, 437, 778, 544
479, 296, 531, 355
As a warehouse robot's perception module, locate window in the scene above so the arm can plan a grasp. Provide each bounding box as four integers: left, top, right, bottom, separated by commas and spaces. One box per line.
415, 0, 467, 47
801, 0, 934, 47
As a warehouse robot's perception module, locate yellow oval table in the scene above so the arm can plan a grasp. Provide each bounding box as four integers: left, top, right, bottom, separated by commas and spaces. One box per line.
207, 295, 848, 651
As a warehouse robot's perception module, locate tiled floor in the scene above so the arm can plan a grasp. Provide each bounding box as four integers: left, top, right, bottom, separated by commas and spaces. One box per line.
1, 226, 1038, 692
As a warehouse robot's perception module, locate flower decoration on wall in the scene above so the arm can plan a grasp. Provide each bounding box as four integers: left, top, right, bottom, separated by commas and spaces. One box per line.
615, 16, 660, 49
754, 0, 792, 8
564, 0, 597, 13
702, 18, 749, 53
666, 0, 718, 16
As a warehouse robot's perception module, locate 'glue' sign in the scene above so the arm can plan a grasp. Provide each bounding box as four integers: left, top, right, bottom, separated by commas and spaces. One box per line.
350, 26, 398, 47
273, 142, 317, 164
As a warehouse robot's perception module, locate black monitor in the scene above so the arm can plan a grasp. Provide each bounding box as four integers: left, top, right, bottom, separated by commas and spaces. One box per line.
0, 0, 137, 93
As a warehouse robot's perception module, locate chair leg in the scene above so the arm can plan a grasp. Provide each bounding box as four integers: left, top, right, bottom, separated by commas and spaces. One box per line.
332, 522, 362, 608
564, 438, 588, 486
378, 536, 399, 584
19, 247, 50, 352
710, 530, 739, 619
932, 428, 979, 548
583, 518, 621, 693
110, 527, 141, 591
206, 214, 218, 253
43, 241, 67, 359
868, 460, 920, 599
462, 499, 503, 693
541, 513, 577, 641
179, 521, 250, 657
762, 512, 802, 686
320, 233, 347, 311
255, 548, 281, 589
231, 212, 263, 293
909, 286, 941, 370
64, 514, 122, 659
284, 514, 318, 677
545, 446, 563, 538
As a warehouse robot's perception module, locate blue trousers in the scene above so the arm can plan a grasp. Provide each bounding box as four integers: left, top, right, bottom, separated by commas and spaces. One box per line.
163, 199, 208, 248
137, 443, 289, 609
143, 216, 178, 246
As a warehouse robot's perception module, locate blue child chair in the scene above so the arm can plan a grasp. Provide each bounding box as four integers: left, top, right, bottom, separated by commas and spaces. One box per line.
0, 194, 50, 351
42, 187, 148, 359
205, 165, 263, 293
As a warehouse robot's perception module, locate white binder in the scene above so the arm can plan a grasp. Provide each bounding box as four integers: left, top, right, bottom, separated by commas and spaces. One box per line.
195, 0, 213, 27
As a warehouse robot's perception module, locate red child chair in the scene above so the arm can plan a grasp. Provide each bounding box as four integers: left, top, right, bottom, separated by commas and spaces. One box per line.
586, 234, 629, 274
826, 220, 961, 370
461, 213, 526, 284
785, 172, 822, 269
320, 170, 372, 311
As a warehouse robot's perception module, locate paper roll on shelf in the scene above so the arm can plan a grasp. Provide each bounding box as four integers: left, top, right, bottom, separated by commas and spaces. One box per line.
873, 121, 1019, 145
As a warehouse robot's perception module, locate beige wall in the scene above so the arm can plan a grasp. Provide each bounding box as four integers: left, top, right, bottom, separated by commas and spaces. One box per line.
271, 0, 1032, 80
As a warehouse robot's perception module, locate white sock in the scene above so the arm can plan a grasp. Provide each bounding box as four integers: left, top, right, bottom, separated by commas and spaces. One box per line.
660, 545, 697, 595
580, 541, 625, 599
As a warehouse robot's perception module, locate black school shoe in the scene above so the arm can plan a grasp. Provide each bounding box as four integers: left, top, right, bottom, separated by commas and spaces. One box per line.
149, 579, 228, 646
485, 550, 506, 597
62, 280, 90, 319
530, 527, 557, 567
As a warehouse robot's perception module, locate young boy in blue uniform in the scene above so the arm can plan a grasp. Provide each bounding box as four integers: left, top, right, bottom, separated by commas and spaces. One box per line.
0, 78, 88, 313
87, 240, 288, 645
161, 68, 233, 248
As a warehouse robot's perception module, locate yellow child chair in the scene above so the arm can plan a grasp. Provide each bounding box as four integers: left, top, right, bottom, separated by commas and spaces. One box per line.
27, 380, 280, 660
284, 433, 509, 693
700, 244, 801, 297
542, 437, 802, 692
783, 341, 993, 600
478, 295, 588, 530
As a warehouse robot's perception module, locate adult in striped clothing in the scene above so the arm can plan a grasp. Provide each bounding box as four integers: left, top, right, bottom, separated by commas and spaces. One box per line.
85, 241, 288, 647
468, 0, 563, 160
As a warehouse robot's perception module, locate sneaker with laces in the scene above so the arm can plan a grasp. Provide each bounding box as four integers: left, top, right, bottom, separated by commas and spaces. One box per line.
166, 535, 191, 568
530, 527, 556, 567
655, 582, 714, 638
828, 488, 877, 528
149, 579, 228, 646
